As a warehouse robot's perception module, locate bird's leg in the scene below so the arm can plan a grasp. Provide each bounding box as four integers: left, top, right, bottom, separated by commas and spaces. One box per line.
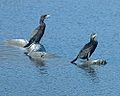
87, 53, 89, 61
87, 57, 89, 61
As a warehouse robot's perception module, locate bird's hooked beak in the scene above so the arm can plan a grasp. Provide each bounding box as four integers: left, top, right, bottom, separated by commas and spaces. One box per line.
92, 33, 97, 39
45, 14, 50, 19
92, 33, 97, 41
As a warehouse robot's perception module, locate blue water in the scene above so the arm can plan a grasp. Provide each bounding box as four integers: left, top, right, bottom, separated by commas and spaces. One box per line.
0, 0, 120, 96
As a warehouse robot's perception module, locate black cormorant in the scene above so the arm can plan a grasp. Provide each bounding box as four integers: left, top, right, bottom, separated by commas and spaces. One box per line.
24, 14, 50, 48
71, 33, 98, 63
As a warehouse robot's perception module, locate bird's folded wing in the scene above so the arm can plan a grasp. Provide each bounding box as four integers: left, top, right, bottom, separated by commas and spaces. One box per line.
79, 46, 93, 58
30, 26, 39, 38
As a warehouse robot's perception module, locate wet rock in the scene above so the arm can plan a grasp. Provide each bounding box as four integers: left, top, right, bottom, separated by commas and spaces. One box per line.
72, 59, 107, 68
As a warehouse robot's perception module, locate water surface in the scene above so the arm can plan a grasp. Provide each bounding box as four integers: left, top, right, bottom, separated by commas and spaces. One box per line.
0, 0, 120, 96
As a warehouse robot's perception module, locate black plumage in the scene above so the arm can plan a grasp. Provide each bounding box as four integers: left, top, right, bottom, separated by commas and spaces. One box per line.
71, 33, 98, 63
24, 14, 50, 48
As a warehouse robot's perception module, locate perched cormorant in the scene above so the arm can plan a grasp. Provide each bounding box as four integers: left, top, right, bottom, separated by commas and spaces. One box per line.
24, 14, 50, 48
71, 33, 98, 63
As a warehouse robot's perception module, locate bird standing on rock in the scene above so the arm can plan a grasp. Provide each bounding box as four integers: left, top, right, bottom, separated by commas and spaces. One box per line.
24, 14, 50, 48
71, 33, 98, 63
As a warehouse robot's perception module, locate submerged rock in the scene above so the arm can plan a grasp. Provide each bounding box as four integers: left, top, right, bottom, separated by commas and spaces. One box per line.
5, 39, 46, 52
5, 39, 56, 60
72, 59, 107, 68
5, 39, 28, 48
26, 43, 46, 53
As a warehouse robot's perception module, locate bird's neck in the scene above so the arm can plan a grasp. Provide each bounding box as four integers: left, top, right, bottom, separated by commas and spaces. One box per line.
40, 19, 44, 24
90, 39, 96, 43
90, 39, 93, 42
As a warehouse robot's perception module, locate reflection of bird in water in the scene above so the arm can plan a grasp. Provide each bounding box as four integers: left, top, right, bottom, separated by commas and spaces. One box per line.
29, 56, 45, 67
71, 33, 98, 63
77, 63, 95, 73
24, 14, 50, 48
29, 57, 48, 75
80, 65, 99, 82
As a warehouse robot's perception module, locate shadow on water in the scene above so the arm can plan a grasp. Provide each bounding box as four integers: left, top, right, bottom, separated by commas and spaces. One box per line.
78, 63, 96, 75
72, 60, 107, 82
79, 65, 100, 83
28, 55, 48, 75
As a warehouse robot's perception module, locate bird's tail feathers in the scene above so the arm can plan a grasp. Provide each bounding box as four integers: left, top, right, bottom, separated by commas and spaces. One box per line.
71, 56, 78, 64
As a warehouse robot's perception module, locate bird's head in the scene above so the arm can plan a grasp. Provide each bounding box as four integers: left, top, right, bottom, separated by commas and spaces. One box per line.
90, 33, 97, 41
40, 14, 50, 23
